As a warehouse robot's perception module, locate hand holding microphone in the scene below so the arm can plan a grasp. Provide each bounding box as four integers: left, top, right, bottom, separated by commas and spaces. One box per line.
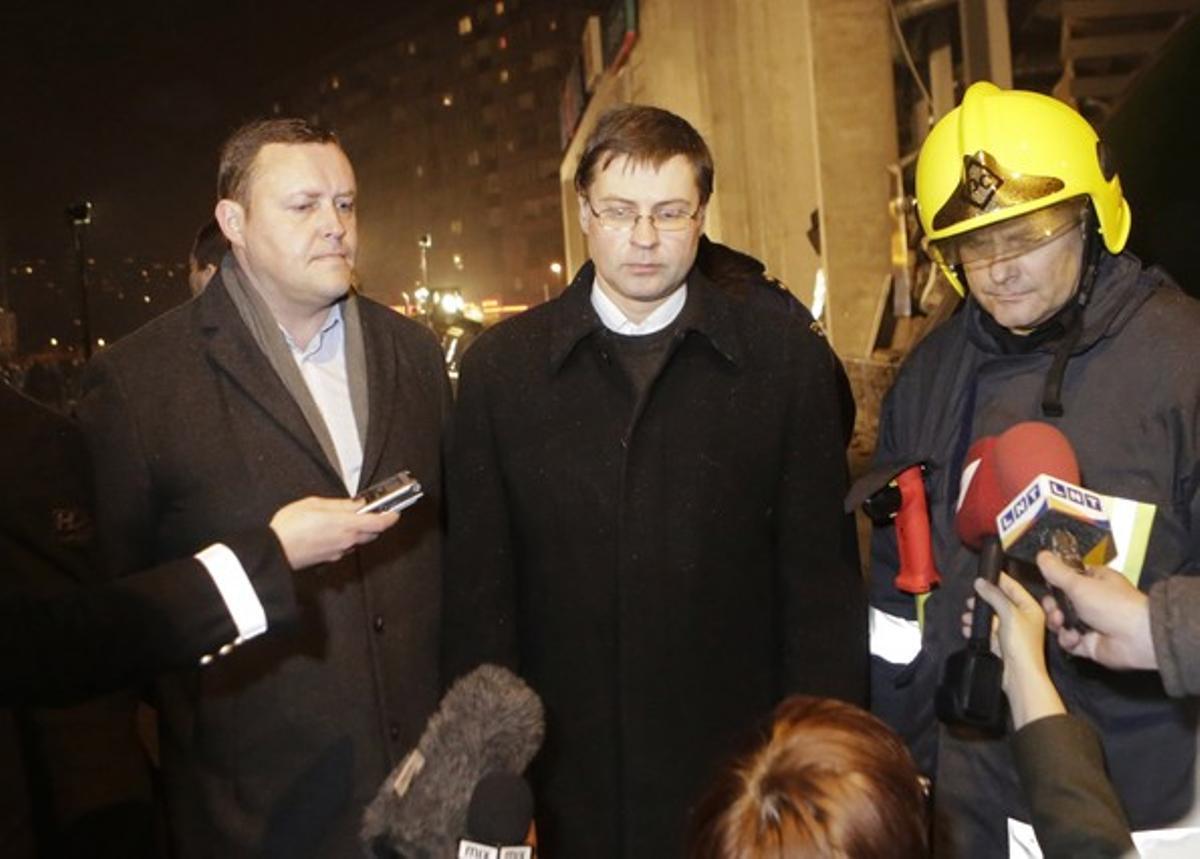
1038, 551, 1156, 671
937, 423, 1096, 729
964, 572, 1067, 731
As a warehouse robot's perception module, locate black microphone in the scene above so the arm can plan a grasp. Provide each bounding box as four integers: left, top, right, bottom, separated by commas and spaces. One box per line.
935, 434, 1008, 732
361, 664, 544, 859
457, 772, 534, 858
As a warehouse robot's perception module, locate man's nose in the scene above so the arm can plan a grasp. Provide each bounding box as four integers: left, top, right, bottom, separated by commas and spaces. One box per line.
629, 214, 660, 247
320, 202, 349, 238
987, 255, 1018, 284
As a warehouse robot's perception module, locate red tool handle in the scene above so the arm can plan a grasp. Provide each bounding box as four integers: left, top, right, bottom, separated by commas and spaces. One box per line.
893, 466, 942, 594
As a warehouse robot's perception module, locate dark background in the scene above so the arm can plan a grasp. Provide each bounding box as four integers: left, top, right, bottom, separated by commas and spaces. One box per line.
1, 1, 409, 265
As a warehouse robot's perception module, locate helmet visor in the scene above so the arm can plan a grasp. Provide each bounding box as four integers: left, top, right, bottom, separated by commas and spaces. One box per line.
928, 197, 1087, 269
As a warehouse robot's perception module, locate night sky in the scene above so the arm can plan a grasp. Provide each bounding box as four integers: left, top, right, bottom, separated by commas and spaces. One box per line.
2, 1, 412, 267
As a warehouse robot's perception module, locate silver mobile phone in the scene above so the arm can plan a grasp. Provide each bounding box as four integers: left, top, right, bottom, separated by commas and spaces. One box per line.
356, 471, 423, 514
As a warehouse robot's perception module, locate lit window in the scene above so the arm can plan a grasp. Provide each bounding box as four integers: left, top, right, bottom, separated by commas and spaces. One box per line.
495, 1, 505, 13
499, 68, 510, 83
442, 93, 454, 107
458, 16, 473, 35
467, 150, 481, 167
450, 220, 464, 235
498, 35, 508, 50
549, 19, 558, 31
416, 165, 425, 178
408, 41, 418, 55
331, 75, 340, 91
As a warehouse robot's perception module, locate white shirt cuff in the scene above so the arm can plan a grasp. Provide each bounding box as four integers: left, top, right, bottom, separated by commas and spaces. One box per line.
195, 542, 268, 642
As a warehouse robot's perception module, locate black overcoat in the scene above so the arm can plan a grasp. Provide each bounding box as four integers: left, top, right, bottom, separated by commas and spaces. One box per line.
444, 262, 867, 858
77, 275, 450, 858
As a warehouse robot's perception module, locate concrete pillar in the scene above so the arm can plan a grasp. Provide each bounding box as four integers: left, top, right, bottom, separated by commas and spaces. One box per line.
929, 15, 957, 121
959, 0, 1013, 87
805, 0, 900, 359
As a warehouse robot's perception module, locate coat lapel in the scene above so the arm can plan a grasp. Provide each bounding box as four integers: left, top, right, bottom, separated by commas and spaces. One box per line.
196, 275, 343, 487
356, 301, 408, 494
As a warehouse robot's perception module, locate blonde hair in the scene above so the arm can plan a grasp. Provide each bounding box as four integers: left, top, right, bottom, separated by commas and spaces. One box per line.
688, 697, 927, 859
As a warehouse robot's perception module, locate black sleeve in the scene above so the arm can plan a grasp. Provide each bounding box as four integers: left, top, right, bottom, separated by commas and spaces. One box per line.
777, 328, 867, 705
0, 528, 297, 707
1011, 714, 1135, 859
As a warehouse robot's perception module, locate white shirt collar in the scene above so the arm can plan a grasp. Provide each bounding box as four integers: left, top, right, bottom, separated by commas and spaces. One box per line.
590, 279, 688, 336
282, 303, 343, 361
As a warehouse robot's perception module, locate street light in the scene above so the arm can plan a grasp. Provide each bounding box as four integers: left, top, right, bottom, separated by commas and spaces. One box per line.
545, 261, 565, 303
418, 233, 433, 288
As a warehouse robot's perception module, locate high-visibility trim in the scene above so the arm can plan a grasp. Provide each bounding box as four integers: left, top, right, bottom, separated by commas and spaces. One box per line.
869, 606, 923, 665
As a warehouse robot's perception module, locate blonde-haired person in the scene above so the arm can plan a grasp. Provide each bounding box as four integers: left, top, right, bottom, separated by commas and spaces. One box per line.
688, 696, 928, 859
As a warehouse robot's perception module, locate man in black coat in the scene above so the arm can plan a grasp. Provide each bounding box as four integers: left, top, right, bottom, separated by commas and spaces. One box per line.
78, 119, 450, 857
444, 105, 867, 858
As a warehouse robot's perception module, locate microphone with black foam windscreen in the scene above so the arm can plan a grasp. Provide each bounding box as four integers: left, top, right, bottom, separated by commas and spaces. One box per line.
936, 435, 1009, 731
991, 422, 1114, 631
361, 664, 543, 859
457, 772, 535, 858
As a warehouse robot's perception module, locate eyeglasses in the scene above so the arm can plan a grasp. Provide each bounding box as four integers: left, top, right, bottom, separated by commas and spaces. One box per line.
928, 197, 1087, 269
585, 198, 702, 232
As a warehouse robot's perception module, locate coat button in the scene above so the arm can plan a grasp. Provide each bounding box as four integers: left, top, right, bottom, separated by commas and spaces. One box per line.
389, 723, 401, 742
373, 615, 385, 633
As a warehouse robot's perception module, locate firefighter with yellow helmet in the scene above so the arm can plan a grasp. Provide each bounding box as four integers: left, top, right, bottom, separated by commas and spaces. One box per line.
868, 81, 1200, 856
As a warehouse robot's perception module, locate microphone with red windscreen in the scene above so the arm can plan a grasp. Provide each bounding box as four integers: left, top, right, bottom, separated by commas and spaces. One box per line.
936, 435, 1008, 730
991, 422, 1112, 630
953, 435, 1011, 642
993, 421, 1081, 493
954, 436, 1001, 550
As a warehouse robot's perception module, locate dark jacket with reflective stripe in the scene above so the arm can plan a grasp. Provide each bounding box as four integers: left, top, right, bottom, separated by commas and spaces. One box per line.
869, 252, 1200, 856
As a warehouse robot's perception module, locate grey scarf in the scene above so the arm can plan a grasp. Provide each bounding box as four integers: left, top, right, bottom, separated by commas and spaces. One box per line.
220, 253, 370, 486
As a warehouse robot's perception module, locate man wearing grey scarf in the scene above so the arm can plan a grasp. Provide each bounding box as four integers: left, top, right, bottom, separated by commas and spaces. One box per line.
78, 118, 450, 859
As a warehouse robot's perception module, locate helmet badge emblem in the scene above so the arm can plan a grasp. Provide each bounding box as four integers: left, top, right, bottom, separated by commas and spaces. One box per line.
965, 153, 1002, 211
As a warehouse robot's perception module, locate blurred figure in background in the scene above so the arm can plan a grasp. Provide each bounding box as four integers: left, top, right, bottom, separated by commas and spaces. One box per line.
187, 217, 226, 295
